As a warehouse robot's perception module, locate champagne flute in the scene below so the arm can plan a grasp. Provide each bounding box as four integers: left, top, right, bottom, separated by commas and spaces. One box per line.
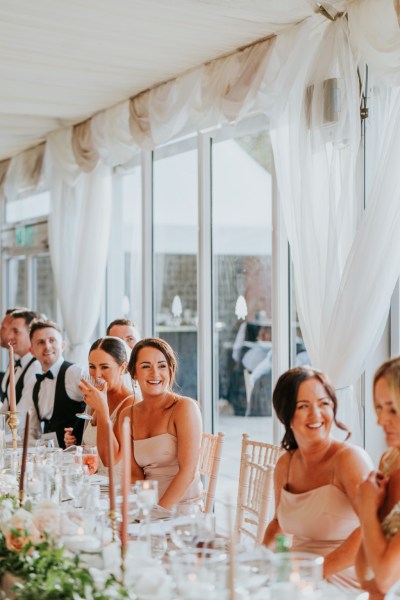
76, 375, 105, 420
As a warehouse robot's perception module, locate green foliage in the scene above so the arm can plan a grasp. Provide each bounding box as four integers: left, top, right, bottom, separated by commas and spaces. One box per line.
0, 535, 131, 599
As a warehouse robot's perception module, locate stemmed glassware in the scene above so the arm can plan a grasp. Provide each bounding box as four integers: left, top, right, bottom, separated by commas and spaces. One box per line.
81, 446, 99, 475
134, 480, 158, 556
76, 375, 105, 420
170, 504, 215, 550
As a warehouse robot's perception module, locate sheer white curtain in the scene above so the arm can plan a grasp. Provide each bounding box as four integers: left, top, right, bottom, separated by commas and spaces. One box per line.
45, 128, 112, 365
271, 14, 400, 442
348, 0, 400, 85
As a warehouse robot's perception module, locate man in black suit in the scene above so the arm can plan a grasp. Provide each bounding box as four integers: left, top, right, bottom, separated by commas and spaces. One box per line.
0, 309, 41, 412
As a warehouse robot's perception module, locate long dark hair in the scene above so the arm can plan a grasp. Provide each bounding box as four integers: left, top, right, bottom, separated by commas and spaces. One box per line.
273, 367, 350, 451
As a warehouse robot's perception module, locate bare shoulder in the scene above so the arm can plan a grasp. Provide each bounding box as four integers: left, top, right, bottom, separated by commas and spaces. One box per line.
173, 396, 201, 415
333, 443, 373, 482
274, 450, 291, 485
119, 403, 133, 421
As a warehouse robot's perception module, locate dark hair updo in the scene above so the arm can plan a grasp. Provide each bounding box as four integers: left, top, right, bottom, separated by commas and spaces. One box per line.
89, 336, 128, 369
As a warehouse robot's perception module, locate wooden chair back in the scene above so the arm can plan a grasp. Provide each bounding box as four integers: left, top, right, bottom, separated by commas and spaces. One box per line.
235, 433, 281, 543
198, 431, 225, 513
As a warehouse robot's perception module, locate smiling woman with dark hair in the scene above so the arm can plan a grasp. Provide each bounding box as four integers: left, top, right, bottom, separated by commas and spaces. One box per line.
263, 367, 372, 593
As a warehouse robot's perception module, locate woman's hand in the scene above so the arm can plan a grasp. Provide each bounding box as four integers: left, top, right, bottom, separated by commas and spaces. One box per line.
64, 427, 76, 447
355, 470, 388, 516
78, 378, 108, 414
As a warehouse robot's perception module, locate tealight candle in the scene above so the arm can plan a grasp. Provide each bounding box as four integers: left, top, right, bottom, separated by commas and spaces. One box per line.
137, 487, 158, 508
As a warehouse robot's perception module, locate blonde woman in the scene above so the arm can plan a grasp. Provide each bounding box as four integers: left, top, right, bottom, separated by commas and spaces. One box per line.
355, 357, 400, 598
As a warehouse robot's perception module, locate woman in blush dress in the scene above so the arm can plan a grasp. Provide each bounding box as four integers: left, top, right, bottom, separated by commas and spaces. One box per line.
355, 357, 400, 598
64, 336, 136, 475
263, 367, 372, 594
97, 338, 203, 509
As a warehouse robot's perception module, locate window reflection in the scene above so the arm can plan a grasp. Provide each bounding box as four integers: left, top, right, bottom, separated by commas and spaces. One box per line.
6, 257, 26, 308
153, 141, 198, 399
33, 255, 56, 319
121, 167, 142, 327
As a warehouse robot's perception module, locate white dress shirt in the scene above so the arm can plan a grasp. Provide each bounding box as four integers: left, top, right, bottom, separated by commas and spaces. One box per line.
0, 352, 41, 413
18, 357, 84, 442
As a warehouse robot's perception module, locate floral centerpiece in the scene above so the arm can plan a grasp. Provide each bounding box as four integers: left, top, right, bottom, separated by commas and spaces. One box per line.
0, 495, 134, 599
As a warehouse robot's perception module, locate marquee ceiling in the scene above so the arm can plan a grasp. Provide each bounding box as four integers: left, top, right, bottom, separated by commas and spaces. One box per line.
0, 0, 346, 161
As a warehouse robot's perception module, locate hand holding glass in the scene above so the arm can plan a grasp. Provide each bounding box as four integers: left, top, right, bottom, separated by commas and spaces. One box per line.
76, 376, 105, 420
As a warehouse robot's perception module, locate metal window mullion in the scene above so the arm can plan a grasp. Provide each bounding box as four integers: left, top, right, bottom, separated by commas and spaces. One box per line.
141, 150, 154, 338
271, 162, 289, 446
197, 132, 213, 434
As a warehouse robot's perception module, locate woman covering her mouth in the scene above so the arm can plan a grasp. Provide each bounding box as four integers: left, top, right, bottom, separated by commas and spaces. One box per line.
263, 367, 372, 594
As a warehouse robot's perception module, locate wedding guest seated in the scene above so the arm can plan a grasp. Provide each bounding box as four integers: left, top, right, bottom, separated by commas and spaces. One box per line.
98, 338, 203, 510
355, 357, 400, 598
18, 319, 85, 448
64, 336, 136, 475
263, 367, 372, 593
106, 319, 141, 350
0, 309, 41, 410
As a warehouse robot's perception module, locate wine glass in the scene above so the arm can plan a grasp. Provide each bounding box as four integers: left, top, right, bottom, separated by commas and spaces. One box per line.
170, 503, 203, 549
81, 446, 99, 475
76, 375, 105, 420
64, 463, 84, 507
137, 520, 168, 560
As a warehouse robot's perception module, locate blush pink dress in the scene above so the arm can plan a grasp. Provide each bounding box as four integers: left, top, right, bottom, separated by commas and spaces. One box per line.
277, 454, 361, 593
132, 400, 203, 505
134, 433, 203, 504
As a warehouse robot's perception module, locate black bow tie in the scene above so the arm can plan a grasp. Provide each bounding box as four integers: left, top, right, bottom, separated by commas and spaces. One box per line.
36, 371, 54, 382
14, 360, 21, 369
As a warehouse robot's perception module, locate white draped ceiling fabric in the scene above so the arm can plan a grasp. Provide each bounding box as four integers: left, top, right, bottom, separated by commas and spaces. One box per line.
0, 0, 400, 430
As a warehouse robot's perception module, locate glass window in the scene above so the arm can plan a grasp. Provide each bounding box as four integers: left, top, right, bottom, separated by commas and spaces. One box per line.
120, 166, 143, 328
289, 261, 310, 369
6, 191, 50, 223
6, 256, 27, 308
211, 122, 274, 503
153, 139, 198, 399
32, 254, 57, 320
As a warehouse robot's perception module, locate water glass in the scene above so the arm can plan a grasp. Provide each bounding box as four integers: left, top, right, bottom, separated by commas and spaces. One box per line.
0, 448, 19, 476
0, 415, 5, 451
169, 548, 227, 599
170, 504, 210, 550
270, 551, 324, 596
137, 520, 168, 560
25, 462, 44, 503
230, 545, 273, 593
135, 480, 158, 514
63, 463, 84, 506
60, 508, 102, 554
